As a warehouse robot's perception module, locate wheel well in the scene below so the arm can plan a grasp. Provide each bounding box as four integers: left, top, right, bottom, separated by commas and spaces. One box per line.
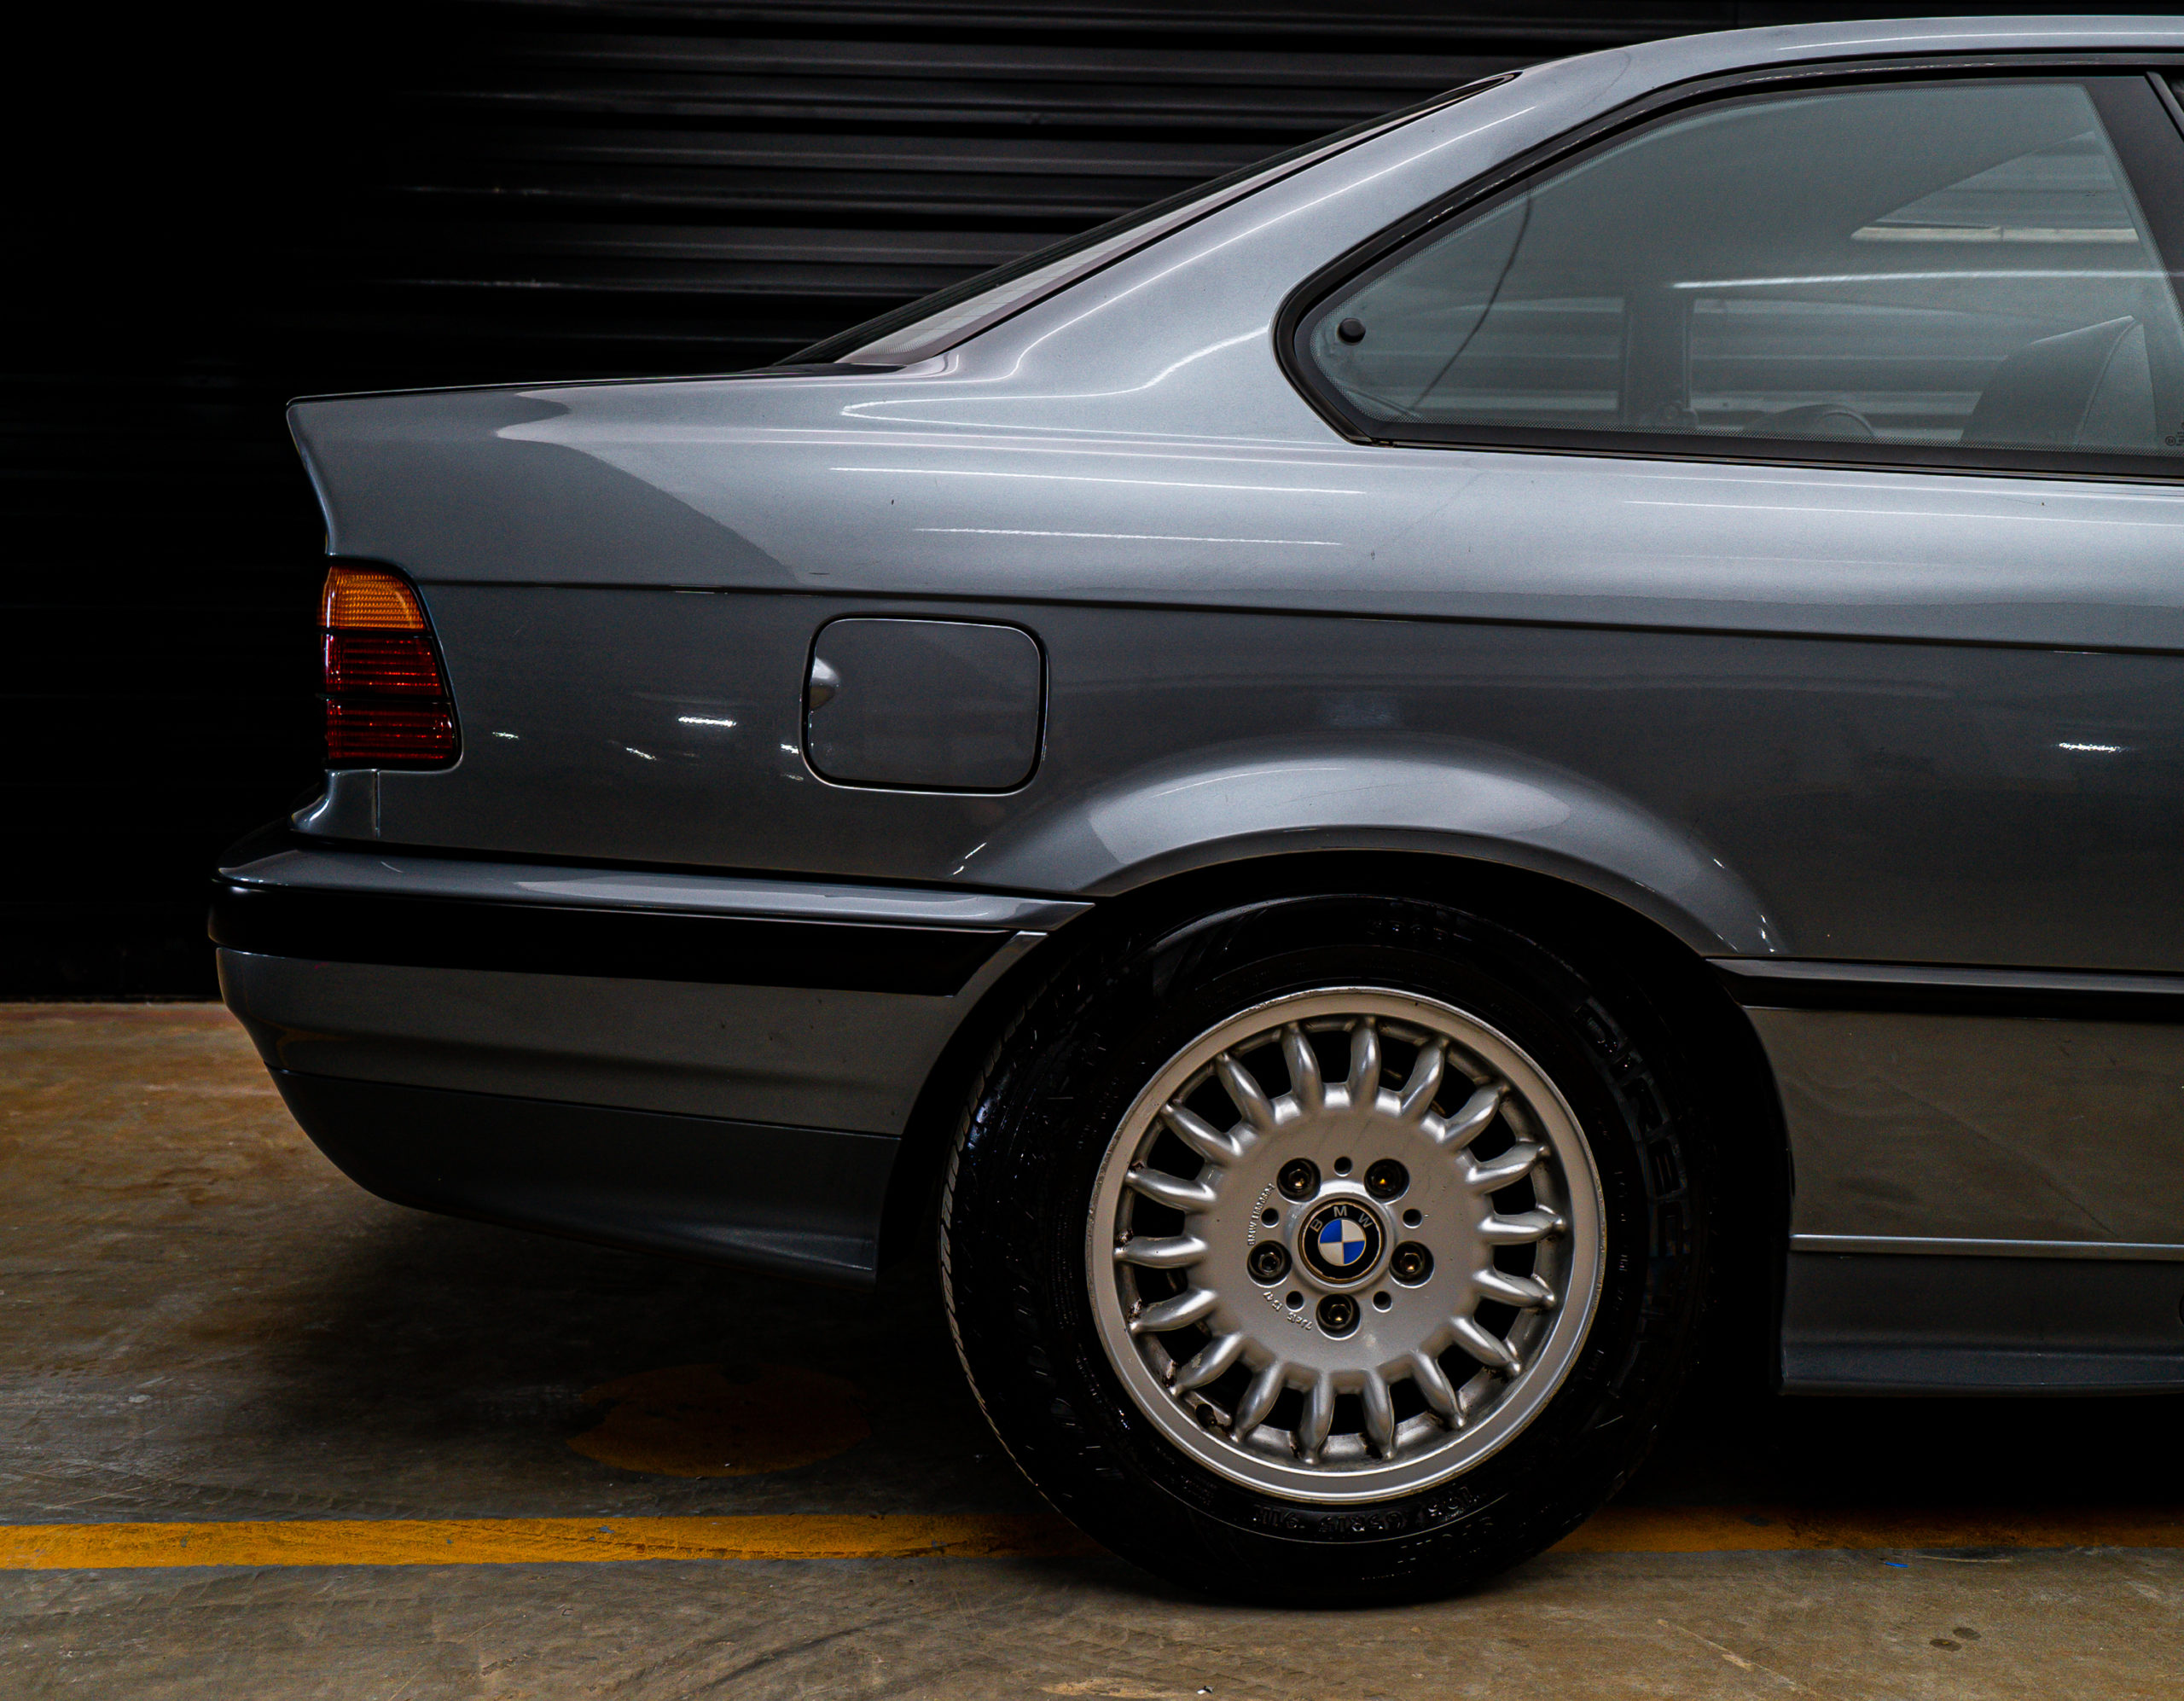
876, 850, 1788, 1379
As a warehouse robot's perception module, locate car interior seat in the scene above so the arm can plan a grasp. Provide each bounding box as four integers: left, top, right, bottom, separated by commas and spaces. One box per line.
1751, 403, 1879, 440
1959, 315, 2148, 450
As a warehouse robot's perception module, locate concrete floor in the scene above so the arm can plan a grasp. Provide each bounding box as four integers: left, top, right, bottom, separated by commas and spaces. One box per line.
3, 1003, 2181, 1698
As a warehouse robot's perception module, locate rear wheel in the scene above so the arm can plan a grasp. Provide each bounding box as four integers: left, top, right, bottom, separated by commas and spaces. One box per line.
941, 891, 1710, 1603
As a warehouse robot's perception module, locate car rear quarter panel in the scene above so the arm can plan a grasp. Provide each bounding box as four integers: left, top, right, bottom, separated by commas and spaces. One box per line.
291, 414, 2184, 972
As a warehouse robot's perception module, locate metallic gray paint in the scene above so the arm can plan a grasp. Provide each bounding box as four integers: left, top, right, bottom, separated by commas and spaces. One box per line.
1757, 1007, 2184, 1251
253, 19, 2184, 1367
221, 929, 1039, 1136
271, 1071, 897, 1285
214, 833, 1070, 1134
343, 589, 2184, 969
295, 775, 376, 840
1780, 1251, 2184, 1393
219, 836, 1089, 932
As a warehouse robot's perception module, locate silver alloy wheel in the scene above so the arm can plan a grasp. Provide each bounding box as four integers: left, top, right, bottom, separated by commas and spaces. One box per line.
1087, 988, 1605, 1504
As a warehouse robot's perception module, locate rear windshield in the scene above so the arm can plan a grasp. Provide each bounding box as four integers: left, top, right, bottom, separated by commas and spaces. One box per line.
787, 73, 1516, 369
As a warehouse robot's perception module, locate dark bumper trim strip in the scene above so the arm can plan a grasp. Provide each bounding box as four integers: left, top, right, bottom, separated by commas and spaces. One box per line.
1790, 1233, 2184, 1263
1780, 1250, 2184, 1394
1711, 956, 2184, 1023
209, 880, 1009, 995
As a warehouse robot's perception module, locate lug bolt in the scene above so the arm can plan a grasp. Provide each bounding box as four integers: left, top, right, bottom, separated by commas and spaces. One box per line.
1316, 1294, 1359, 1336
1365, 1158, 1409, 1200
1276, 1158, 1320, 1200
1391, 1241, 1433, 1285
1248, 1241, 1291, 1284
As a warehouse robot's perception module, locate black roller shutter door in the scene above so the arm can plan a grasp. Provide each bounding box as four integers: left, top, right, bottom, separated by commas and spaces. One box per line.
3, 3, 2031, 992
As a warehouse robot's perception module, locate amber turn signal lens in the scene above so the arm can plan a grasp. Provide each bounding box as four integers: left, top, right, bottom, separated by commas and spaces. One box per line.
322, 564, 427, 630
319, 564, 458, 767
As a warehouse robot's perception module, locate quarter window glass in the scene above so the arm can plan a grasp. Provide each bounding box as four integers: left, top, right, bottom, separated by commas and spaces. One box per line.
1308, 82, 2184, 456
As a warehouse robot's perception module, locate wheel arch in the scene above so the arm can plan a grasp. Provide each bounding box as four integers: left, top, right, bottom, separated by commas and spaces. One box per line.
973, 737, 1780, 961
881, 846, 1790, 1381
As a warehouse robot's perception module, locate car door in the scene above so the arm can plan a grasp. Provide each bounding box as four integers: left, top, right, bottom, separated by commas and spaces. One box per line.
1281, 65, 2184, 1387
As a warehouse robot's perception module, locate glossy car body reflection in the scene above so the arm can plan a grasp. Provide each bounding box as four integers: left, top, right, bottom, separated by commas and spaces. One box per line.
222, 16, 2184, 1395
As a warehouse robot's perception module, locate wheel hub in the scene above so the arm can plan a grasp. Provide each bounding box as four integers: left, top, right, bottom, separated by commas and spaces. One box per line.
1088, 987, 1605, 1503
1296, 1197, 1384, 1286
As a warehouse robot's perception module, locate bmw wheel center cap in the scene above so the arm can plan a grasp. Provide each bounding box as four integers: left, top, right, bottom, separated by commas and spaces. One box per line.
1298, 1199, 1385, 1284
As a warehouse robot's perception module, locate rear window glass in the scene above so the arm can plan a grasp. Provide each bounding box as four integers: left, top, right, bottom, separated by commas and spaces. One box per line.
1301, 79, 2184, 462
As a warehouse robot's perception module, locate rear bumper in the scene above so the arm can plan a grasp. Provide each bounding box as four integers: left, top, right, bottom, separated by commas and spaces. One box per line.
215, 827, 1088, 1283
209, 871, 1015, 996
268, 1070, 896, 1285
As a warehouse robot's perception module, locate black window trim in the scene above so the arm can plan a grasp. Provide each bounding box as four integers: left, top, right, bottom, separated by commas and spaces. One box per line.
1275, 52, 2184, 486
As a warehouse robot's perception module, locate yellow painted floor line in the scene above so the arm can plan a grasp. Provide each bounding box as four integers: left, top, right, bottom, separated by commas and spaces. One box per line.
0, 1506, 2177, 1570
0, 1514, 1099, 1570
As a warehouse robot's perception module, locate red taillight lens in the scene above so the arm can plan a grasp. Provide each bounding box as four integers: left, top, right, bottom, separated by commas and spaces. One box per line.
323, 631, 444, 695
325, 701, 461, 763
320, 566, 458, 767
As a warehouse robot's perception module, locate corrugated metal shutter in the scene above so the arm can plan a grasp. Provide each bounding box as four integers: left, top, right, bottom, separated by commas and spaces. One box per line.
0, 2, 2060, 991
300, 2, 1734, 383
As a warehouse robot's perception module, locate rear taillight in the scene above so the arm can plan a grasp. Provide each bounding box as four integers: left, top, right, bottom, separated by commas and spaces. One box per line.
320, 565, 459, 766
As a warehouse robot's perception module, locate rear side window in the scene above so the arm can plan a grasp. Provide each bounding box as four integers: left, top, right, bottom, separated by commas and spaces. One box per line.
1294, 78, 2184, 470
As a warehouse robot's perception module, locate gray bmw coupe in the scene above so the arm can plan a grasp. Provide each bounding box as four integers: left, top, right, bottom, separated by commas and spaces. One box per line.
218, 15, 2184, 1599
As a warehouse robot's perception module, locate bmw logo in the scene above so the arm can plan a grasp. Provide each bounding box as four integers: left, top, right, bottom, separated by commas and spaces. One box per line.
1298, 1199, 1385, 1284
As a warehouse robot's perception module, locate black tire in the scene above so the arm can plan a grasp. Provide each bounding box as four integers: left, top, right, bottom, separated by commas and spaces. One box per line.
940, 891, 1711, 1604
